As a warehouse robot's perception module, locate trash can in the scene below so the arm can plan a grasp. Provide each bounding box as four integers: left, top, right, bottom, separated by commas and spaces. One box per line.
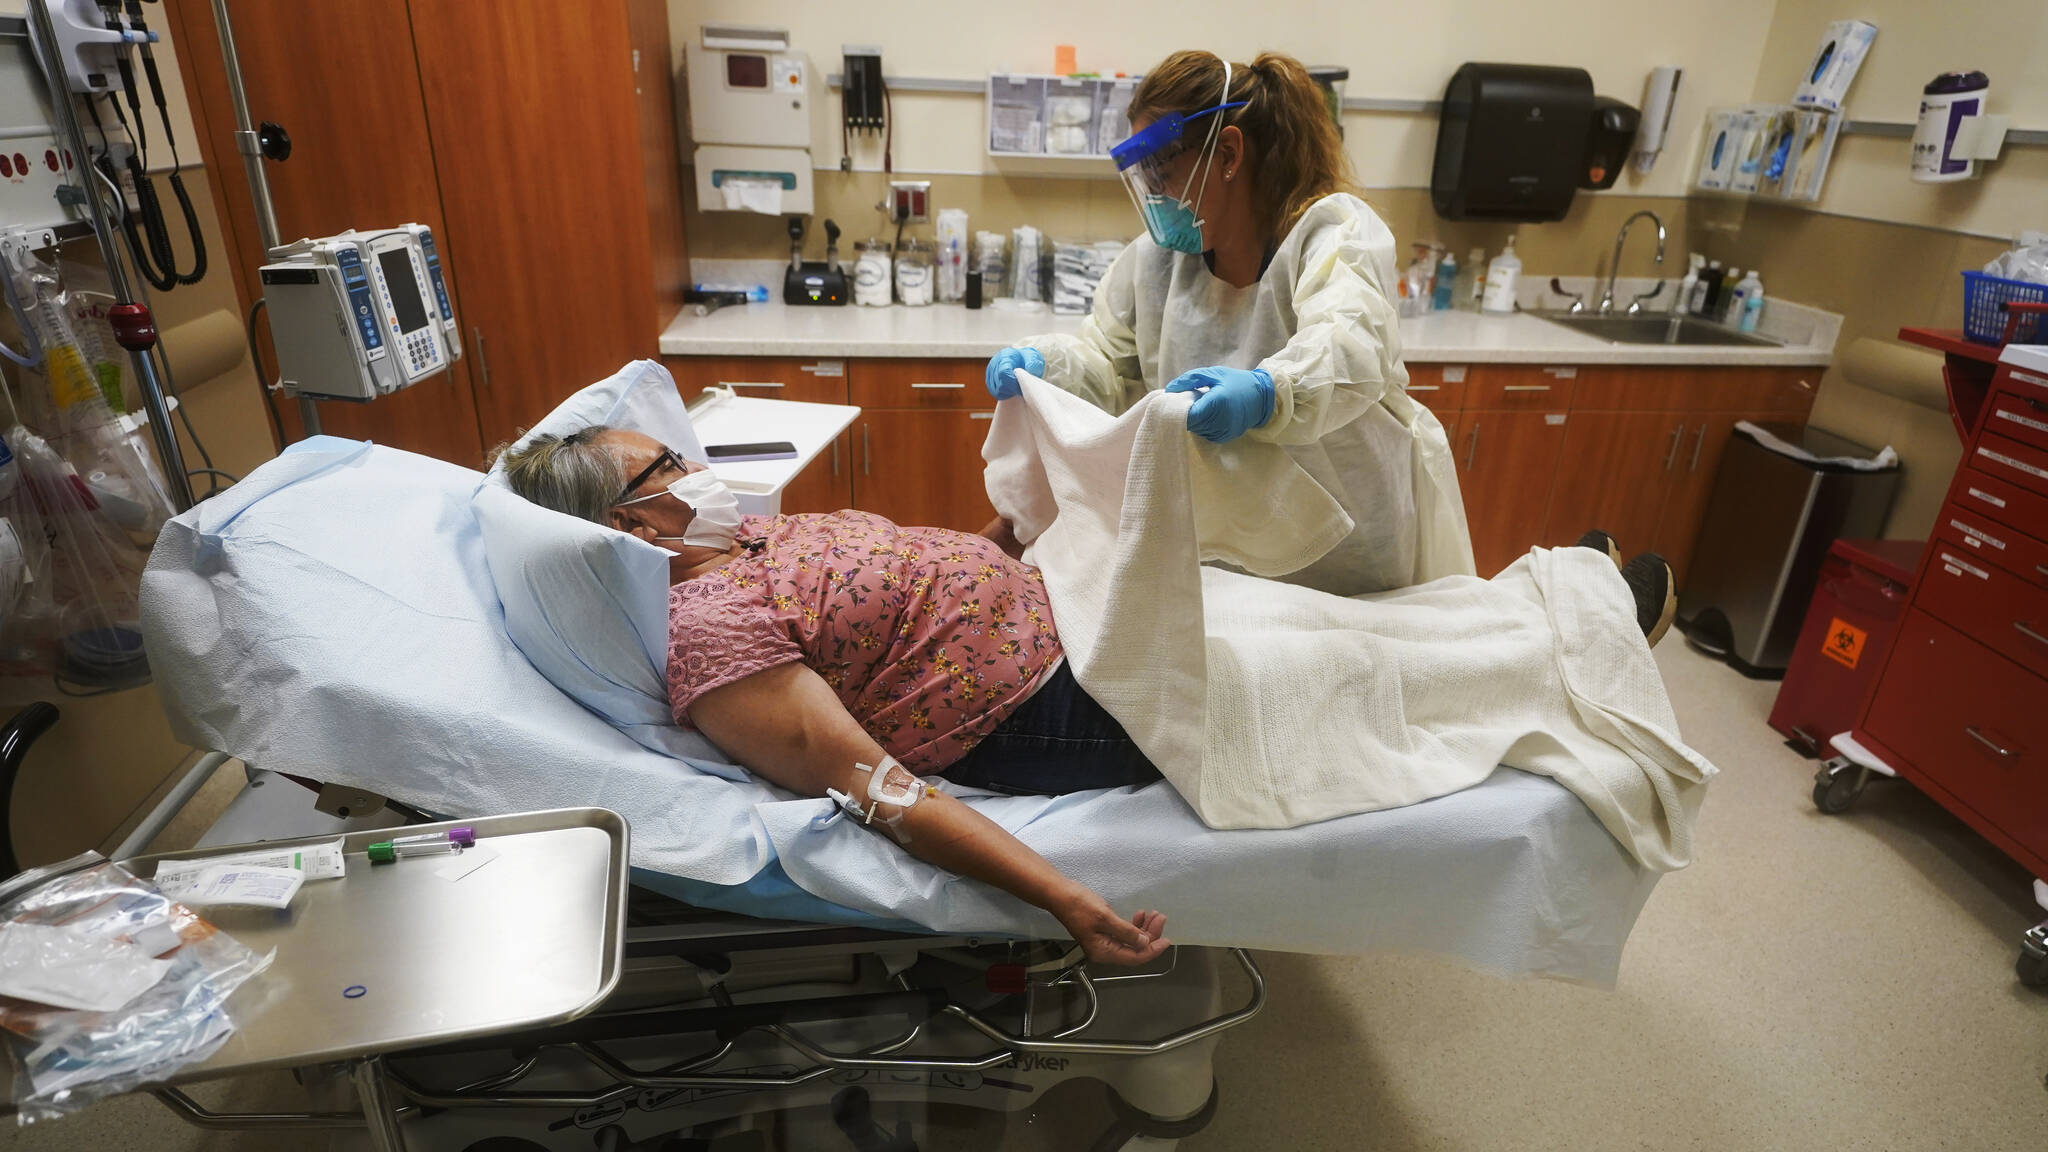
1677, 422, 1901, 677
1767, 538, 1920, 756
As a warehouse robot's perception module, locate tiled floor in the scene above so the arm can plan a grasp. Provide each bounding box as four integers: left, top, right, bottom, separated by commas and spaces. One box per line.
6, 641, 2045, 1150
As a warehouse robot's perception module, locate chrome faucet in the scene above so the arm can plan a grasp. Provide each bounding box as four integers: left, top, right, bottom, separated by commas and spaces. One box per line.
1599, 210, 1666, 315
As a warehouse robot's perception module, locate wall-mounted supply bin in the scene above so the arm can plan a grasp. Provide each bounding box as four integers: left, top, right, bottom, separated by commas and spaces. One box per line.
1693, 104, 1841, 203
987, 74, 1140, 160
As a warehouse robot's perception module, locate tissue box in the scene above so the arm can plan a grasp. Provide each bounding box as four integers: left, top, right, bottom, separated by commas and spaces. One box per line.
1792, 21, 1876, 114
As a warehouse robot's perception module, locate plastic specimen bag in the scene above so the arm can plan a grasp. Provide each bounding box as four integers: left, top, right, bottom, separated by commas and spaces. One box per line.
0, 241, 173, 693
0, 858, 271, 1123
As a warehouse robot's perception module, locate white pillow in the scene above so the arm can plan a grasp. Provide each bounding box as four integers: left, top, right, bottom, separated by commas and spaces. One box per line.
470, 360, 730, 767
472, 483, 673, 728
484, 358, 706, 486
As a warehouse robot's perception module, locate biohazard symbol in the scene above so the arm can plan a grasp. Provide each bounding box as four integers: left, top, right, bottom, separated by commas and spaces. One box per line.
1822, 618, 1867, 669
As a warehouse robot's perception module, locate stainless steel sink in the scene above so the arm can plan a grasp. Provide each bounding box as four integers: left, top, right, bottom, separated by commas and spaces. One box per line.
1533, 312, 1784, 348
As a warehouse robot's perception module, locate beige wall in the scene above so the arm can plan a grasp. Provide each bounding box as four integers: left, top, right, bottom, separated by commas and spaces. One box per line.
1748, 0, 2048, 239
673, 0, 1779, 195
1704, 0, 2048, 538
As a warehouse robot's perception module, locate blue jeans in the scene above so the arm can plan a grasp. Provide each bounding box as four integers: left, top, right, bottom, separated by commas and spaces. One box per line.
944, 663, 1163, 796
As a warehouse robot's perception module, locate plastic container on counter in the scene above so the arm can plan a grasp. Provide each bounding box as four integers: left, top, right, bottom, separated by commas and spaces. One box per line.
894, 239, 935, 306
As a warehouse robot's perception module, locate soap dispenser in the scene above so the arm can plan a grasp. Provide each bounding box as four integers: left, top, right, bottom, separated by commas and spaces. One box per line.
1482, 237, 1522, 314
1676, 254, 1703, 315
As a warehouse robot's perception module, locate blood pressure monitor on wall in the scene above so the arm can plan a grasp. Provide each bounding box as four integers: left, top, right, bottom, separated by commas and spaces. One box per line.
259, 224, 461, 401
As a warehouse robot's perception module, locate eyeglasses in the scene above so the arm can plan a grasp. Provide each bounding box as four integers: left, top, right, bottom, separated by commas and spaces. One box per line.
616, 449, 684, 504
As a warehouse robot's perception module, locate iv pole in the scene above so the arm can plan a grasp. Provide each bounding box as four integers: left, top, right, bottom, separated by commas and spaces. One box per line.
207, 0, 320, 437
22, 0, 197, 510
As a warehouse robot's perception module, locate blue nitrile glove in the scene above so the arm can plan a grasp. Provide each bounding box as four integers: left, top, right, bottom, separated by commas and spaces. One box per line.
1163, 366, 1276, 443
985, 346, 1046, 400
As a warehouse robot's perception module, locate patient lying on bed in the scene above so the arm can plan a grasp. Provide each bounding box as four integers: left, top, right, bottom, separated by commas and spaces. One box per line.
501, 426, 1173, 965
497, 425, 1678, 965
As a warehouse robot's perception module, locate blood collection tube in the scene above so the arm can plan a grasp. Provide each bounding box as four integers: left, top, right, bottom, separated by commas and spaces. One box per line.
389, 826, 476, 849
367, 838, 462, 864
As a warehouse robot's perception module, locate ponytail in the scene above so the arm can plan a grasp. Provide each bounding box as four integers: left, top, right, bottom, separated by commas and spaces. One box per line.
1129, 50, 1356, 240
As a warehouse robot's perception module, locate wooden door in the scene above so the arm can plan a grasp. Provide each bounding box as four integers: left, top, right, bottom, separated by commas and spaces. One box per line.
1542, 411, 1689, 552
779, 432, 855, 515
1456, 410, 1569, 577
406, 1, 662, 450
854, 411, 999, 532
168, 0, 486, 464
1652, 413, 1748, 585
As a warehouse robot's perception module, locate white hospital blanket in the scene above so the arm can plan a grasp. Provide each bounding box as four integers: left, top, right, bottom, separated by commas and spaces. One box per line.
141, 437, 1658, 982
986, 376, 1714, 870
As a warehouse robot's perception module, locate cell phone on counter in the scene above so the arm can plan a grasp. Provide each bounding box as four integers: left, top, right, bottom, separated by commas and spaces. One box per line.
704, 441, 799, 463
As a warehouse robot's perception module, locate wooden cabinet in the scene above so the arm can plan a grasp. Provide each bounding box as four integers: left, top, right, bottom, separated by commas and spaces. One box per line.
405, 0, 681, 450
1542, 411, 1690, 552
172, 0, 685, 464
660, 355, 995, 527
1403, 364, 1467, 415
779, 432, 854, 514
1454, 410, 1570, 576
171, 0, 487, 465
851, 359, 987, 410
1466, 365, 1579, 411
666, 357, 849, 404
658, 351, 1817, 566
852, 359, 996, 529
1415, 360, 1816, 578
854, 410, 999, 531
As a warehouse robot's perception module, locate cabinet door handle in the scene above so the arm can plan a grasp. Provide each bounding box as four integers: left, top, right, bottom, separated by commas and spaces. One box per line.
862, 424, 871, 476
969, 411, 995, 420
720, 380, 785, 390
1689, 425, 1706, 472
1664, 423, 1684, 472
910, 382, 966, 390
2036, 563, 2048, 580
1408, 384, 1440, 392
1964, 726, 2020, 760
2017, 620, 2048, 649
471, 327, 489, 389
830, 438, 840, 477
1503, 384, 1551, 392
1464, 422, 1480, 471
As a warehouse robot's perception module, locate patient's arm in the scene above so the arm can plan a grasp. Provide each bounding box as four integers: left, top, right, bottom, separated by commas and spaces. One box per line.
690, 662, 1169, 966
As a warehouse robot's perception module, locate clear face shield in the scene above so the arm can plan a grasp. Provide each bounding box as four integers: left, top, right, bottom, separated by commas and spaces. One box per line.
1110, 61, 1246, 255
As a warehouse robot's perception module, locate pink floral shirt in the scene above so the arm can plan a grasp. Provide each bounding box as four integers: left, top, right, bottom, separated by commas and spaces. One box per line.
666, 511, 1063, 774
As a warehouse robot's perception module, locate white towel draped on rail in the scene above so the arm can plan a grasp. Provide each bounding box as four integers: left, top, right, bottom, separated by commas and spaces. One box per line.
982, 373, 1714, 870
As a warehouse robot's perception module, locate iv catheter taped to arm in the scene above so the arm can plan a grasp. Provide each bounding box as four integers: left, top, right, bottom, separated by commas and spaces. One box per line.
827, 756, 937, 846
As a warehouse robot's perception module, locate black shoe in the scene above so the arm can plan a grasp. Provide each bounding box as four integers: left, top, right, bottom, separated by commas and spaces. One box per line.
1575, 529, 1623, 567
1621, 552, 1677, 646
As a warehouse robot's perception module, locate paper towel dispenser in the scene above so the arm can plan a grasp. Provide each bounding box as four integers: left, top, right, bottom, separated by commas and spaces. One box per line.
1431, 63, 1595, 222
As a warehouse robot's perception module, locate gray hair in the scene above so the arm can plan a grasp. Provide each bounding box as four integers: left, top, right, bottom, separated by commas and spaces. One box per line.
495, 424, 625, 524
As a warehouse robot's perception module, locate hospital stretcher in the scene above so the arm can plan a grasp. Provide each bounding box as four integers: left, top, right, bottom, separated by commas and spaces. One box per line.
64, 761, 1262, 1151
98, 371, 1665, 1145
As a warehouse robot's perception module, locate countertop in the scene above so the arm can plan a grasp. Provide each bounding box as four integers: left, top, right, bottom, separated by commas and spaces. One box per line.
660, 300, 1838, 368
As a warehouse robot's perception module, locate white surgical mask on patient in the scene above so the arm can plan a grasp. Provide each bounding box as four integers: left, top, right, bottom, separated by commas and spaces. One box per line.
619, 468, 743, 550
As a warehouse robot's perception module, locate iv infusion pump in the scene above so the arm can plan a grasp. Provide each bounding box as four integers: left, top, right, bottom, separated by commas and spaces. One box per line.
260, 224, 461, 401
